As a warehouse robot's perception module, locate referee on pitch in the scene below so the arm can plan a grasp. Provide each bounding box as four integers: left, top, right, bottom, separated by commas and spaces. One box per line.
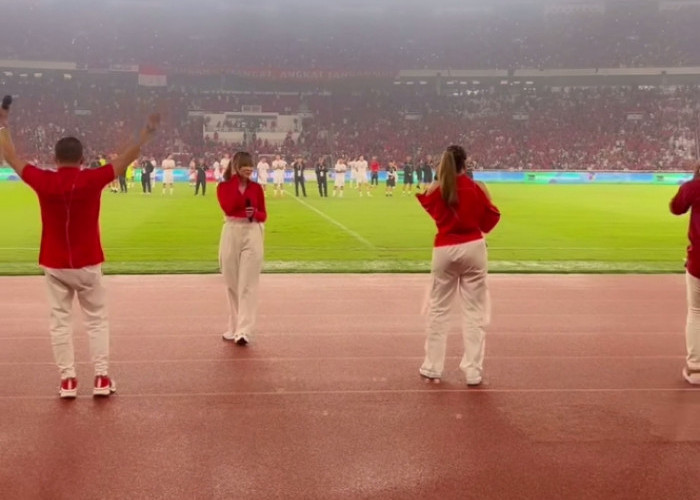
195, 158, 208, 196
141, 157, 154, 194
315, 156, 329, 197
293, 156, 307, 197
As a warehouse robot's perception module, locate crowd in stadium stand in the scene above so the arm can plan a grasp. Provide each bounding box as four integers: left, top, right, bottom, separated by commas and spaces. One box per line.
5, 74, 698, 171
2, 2, 700, 172
0, 2, 700, 71
4, 3, 700, 71
6, 77, 204, 166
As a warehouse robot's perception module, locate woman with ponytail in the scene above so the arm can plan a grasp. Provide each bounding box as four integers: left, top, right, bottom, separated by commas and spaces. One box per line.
416, 145, 500, 385
217, 151, 267, 346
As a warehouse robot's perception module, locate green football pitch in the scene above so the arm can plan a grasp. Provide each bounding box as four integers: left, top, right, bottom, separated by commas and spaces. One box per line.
0, 181, 690, 275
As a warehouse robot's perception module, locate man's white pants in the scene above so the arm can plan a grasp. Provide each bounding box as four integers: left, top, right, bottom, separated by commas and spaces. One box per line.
685, 272, 700, 371
220, 219, 264, 338
420, 239, 490, 383
43, 265, 110, 379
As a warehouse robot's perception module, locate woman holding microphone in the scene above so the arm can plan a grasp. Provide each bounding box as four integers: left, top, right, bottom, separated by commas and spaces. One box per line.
416, 145, 500, 386
217, 151, 267, 346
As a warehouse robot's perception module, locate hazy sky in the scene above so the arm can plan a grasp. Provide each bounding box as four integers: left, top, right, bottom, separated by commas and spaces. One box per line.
0, 0, 618, 8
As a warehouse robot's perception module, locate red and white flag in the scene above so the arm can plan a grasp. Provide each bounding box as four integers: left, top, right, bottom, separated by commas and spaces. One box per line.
138, 66, 167, 87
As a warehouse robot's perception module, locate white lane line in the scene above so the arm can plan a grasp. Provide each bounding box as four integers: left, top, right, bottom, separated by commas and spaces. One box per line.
0, 331, 682, 341
1, 387, 698, 401
289, 196, 375, 249
0, 355, 685, 366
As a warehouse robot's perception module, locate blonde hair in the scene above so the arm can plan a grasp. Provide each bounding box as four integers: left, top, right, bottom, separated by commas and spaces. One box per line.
437, 145, 466, 206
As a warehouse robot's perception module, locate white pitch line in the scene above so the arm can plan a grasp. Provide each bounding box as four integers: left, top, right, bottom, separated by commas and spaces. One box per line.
0, 355, 685, 366
395, 247, 683, 252
0, 246, 683, 252
0, 387, 698, 401
289, 196, 375, 249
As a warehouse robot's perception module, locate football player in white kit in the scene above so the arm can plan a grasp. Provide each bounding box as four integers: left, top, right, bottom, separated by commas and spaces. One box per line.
256, 156, 270, 193
333, 158, 347, 197
212, 157, 222, 183
188, 158, 196, 187
161, 154, 176, 195
348, 157, 358, 189
355, 155, 371, 197
149, 156, 157, 189
220, 153, 231, 183
272, 154, 287, 196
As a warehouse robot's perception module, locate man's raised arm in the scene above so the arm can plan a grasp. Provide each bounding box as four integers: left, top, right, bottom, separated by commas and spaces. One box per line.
0, 104, 28, 177
112, 114, 160, 178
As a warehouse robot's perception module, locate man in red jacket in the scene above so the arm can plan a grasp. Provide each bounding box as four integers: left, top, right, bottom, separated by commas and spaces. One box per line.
369, 156, 380, 187
670, 163, 700, 385
0, 102, 159, 398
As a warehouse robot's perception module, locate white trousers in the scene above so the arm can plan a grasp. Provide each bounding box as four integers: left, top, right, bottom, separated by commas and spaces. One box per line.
220, 219, 264, 338
43, 265, 110, 379
685, 272, 700, 370
420, 239, 490, 382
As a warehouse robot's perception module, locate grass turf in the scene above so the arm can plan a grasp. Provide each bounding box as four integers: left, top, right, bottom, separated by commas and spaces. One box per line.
0, 181, 690, 274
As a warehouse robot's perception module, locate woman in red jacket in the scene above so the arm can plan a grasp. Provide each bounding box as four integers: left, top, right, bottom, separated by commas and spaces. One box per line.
670, 164, 700, 385
416, 145, 501, 386
217, 151, 267, 346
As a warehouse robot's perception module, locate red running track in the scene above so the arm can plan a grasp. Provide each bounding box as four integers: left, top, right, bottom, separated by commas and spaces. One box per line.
0, 274, 699, 499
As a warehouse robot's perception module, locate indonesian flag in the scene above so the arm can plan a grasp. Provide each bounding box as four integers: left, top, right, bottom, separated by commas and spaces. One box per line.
138, 66, 167, 87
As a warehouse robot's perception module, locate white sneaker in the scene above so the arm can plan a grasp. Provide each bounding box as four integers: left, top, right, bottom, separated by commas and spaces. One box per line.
682, 367, 700, 385
419, 369, 441, 384
222, 331, 236, 341
466, 368, 483, 386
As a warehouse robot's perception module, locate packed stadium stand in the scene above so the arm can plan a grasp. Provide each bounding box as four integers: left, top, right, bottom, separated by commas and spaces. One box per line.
2, 0, 700, 170
4, 1, 700, 70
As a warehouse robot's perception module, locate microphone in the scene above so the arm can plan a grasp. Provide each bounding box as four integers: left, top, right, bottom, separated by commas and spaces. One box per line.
245, 198, 254, 222
2, 95, 12, 110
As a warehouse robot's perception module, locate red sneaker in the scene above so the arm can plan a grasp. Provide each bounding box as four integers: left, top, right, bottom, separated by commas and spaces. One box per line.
93, 375, 116, 397
59, 378, 78, 399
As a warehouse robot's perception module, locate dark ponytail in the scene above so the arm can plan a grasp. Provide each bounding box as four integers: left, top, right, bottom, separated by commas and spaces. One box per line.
223, 151, 253, 181
438, 145, 467, 206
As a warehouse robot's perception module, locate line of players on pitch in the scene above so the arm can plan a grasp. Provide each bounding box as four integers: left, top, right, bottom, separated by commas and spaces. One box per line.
96, 152, 440, 198
251, 154, 437, 198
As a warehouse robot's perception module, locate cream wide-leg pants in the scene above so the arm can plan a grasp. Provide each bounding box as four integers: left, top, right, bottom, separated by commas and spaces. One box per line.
219, 218, 264, 338
43, 265, 110, 380
685, 272, 700, 372
420, 239, 490, 383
